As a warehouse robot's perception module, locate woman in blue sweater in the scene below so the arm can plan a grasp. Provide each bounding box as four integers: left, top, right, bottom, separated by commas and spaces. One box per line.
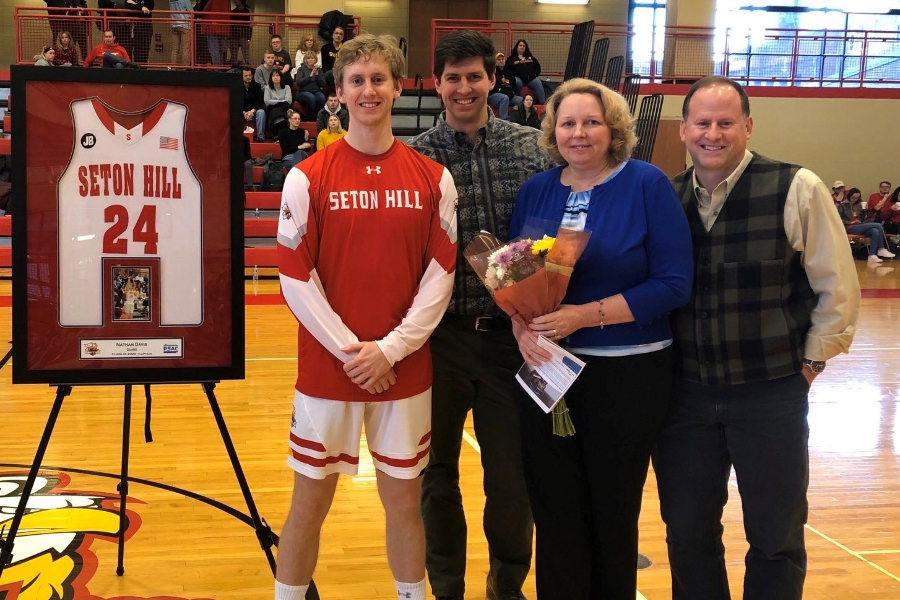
509, 78, 693, 599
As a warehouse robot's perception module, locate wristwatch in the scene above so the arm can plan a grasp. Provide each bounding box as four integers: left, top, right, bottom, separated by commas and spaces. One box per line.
803, 359, 826, 373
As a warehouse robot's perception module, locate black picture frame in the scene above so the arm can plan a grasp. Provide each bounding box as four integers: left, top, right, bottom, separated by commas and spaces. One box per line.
10, 65, 245, 385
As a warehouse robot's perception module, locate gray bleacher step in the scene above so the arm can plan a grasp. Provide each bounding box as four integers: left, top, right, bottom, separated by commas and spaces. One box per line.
391, 113, 440, 130
394, 95, 442, 111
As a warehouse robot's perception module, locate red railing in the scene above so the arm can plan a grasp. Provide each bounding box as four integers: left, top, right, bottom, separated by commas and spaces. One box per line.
432, 19, 900, 88
15, 7, 361, 70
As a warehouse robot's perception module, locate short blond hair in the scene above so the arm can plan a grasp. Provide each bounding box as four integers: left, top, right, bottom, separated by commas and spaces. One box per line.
539, 78, 637, 166
303, 51, 317, 63
334, 33, 405, 88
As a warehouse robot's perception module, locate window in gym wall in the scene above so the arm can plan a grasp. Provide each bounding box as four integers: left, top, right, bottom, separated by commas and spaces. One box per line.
630, 0, 667, 76
714, 0, 900, 86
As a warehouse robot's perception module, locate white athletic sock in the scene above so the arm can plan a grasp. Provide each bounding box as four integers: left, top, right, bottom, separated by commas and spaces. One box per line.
395, 577, 426, 600
275, 581, 308, 600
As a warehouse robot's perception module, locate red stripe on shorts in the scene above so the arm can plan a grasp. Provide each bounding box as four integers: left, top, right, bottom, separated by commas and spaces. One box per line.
290, 448, 360, 467
418, 431, 432, 445
369, 446, 431, 469
290, 432, 327, 452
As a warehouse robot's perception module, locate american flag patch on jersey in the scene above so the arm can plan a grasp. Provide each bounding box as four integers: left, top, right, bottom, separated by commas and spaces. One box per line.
159, 136, 179, 150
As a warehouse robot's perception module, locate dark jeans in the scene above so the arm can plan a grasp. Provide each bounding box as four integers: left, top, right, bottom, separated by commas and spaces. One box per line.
422, 318, 533, 597
296, 91, 326, 121
103, 52, 127, 68
518, 348, 672, 600
654, 373, 810, 600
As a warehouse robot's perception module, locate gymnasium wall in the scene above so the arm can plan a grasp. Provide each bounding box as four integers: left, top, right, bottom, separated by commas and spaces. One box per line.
657, 92, 900, 198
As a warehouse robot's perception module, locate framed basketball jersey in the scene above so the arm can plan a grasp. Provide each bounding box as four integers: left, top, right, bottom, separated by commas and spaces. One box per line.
11, 67, 245, 384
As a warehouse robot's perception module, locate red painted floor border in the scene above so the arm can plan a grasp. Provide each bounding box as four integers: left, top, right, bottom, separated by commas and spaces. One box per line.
860, 289, 900, 299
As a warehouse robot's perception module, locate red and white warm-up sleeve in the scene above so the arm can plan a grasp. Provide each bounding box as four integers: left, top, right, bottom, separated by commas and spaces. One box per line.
375, 167, 458, 366
277, 168, 360, 363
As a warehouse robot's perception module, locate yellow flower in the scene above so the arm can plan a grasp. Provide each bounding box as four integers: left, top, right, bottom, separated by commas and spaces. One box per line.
531, 236, 555, 256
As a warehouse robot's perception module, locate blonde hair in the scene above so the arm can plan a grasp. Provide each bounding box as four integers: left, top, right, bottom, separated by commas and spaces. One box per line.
327, 114, 345, 133
333, 33, 404, 88
539, 78, 637, 166
303, 51, 318, 63
55, 30, 73, 50
298, 33, 319, 52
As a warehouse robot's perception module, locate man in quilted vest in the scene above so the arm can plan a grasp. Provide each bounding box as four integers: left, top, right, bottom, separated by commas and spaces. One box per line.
655, 76, 860, 600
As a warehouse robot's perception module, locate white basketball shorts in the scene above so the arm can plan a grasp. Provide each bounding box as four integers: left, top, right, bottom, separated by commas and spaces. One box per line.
287, 389, 432, 480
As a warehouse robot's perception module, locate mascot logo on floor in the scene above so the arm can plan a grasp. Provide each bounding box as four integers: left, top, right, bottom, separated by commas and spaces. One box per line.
0, 472, 194, 600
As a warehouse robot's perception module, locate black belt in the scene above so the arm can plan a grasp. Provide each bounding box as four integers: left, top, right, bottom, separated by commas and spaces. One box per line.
442, 313, 511, 332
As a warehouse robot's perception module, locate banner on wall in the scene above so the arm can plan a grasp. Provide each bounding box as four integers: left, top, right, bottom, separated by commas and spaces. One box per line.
11, 66, 245, 384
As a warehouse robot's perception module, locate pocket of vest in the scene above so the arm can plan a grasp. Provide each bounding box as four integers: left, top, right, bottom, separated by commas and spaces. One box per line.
716, 259, 791, 343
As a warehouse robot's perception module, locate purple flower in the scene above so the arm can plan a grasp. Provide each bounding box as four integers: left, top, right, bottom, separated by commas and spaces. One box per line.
494, 249, 514, 266
509, 240, 529, 253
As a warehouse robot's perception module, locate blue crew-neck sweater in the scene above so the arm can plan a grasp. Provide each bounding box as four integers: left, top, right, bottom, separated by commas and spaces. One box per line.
509, 159, 693, 350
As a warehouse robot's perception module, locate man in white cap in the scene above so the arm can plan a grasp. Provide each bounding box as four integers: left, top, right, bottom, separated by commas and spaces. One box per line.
831, 180, 846, 204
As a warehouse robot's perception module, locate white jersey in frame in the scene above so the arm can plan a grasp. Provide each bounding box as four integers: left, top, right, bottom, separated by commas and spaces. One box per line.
58, 98, 203, 327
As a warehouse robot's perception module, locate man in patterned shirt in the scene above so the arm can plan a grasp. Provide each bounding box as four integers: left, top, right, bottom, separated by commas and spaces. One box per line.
408, 30, 553, 600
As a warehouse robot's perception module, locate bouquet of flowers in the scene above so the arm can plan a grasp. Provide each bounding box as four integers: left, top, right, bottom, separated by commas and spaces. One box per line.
464, 220, 591, 436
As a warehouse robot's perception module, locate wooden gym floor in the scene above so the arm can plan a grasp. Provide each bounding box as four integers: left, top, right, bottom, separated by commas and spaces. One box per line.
0, 261, 899, 600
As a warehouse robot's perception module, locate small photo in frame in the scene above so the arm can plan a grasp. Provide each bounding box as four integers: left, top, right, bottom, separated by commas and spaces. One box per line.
112, 267, 152, 322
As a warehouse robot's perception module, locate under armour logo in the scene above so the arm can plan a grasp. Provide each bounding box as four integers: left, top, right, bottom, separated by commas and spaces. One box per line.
366, 166, 382, 175
397, 593, 411, 599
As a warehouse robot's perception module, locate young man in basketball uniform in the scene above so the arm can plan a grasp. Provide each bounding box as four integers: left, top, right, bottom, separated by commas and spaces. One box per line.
275, 34, 459, 600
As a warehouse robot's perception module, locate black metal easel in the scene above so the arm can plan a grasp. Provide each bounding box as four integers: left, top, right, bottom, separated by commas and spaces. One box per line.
0, 341, 11, 370
0, 382, 320, 600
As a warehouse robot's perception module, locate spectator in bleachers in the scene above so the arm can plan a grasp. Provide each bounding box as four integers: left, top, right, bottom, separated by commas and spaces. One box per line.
273, 53, 293, 89
867, 180, 892, 221
293, 33, 322, 75
64, 0, 91, 59
124, 0, 154, 65
840, 187, 894, 263
229, 0, 252, 65
321, 25, 345, 89
83, 29, 137, 68
264, 69, 292, 140
509, 39, 546, 104
510, 93, 541, 129
316, 114, 346, 150
316, 93, 349, 133
196, 0, 231, 65
270, 34, 293, 86
488, 51, 522, 120
279, 111, 312, 170
34, 46, 56, 66
877, 186, 900, 236
831, 180, 847, 205
255, 48, 276, 87
294, 51, 327, 122
241, 66, 267, 142
169, 0, 192, 65
53, 31, 79, 66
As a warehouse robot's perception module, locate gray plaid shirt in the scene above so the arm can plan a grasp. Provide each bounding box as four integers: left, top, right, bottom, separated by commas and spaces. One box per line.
408, 111, 554, 316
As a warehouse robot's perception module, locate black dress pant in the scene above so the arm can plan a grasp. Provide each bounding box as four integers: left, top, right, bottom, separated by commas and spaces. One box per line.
422, 318, 533, 597
654, 374, 810, 600
132, 18, 152, 64
518, 347, 672, 600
